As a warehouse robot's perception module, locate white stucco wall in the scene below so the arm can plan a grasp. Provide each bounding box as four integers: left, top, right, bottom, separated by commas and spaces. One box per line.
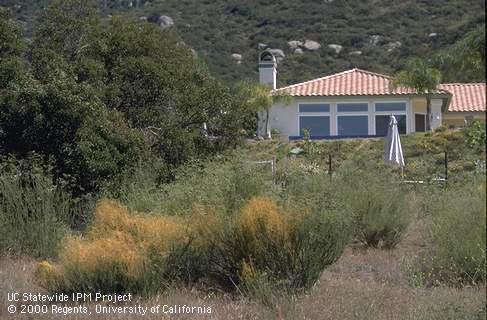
430, 98, 443, 130
269, 96, 415, 139
259, 65, 277, 90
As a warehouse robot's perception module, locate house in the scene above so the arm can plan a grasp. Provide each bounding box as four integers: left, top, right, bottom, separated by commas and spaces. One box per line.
438, 83, 486, 127
258, 51, 486, 140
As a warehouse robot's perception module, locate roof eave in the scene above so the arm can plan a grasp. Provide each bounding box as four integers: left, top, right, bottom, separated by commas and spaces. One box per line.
276, 92, 451, 98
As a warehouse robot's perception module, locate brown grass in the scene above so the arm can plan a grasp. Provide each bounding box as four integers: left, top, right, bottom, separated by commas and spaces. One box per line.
1, 218, 485, 320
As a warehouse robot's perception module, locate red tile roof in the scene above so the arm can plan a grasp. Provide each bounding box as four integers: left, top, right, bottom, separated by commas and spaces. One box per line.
275, 68, 449, 97
438, 83, 486, 112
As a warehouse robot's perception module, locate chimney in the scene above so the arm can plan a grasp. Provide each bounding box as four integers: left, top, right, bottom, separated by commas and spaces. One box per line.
258, 51, 277, 89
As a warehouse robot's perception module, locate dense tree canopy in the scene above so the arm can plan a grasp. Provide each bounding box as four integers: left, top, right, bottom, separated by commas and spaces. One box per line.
0, 2, 254, 194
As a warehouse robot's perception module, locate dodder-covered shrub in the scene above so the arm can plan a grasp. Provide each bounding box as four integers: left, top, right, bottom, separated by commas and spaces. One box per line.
209, 197, 350, 292
38, 200, 188, 294
38, 196, 350, 295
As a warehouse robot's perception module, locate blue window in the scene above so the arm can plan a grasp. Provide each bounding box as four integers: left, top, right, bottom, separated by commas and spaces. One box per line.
337, 103, 368, 112
375, 115, 407, 136
299, 116, 330, 137
299, 104, 330, 113
337, 116, 368, 136
375, 102, 406, 112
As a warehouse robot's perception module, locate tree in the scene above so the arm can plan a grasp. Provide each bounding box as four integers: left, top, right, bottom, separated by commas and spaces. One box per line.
392, 58, 442, 130
438, 25, 486, 82
31, 0, 106, 95
104, 17, 248, 167
1, 4, 146, 194
243, 83, 291, 139
2, 0, 253, 193
0, 7, 29, 89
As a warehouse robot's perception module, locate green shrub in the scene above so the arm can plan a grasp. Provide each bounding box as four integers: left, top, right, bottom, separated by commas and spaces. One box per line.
428, 179, 486, 284
463, 120, 486, 153
203, 196, 351, 293
0, 158, 74, 258
341, 169, 411, 249
117, 155, 277, 215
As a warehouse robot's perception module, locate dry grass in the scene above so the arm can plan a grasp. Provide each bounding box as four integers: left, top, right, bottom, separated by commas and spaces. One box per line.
0, 210, 484, 319
2, 225, 485, 320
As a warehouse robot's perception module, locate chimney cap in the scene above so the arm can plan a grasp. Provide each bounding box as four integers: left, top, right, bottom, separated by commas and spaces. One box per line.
259, 50, 276, 63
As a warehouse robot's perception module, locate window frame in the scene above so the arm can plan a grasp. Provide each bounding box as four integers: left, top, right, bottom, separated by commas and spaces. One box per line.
335, 102, 369, 136
336, 114, 369, 136
298, 103, 331, 137
336, 103, 369, 113
374, 101, 409, 135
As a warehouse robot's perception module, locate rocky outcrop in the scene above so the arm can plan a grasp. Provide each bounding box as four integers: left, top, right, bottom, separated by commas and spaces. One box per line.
157, 15, 174, 28
231, 53, 242, 64
327, 44, 343, 54
386, 41, 402, 52
268, 49, 285, 59
288, 40, 303, 50
369, 35, 382, 46
304, 40, 321, 51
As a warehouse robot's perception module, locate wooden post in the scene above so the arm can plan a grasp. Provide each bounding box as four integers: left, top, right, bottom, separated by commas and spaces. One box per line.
272, 157, 276, 182
328, 154, 332, 179
444, 151, 448, 183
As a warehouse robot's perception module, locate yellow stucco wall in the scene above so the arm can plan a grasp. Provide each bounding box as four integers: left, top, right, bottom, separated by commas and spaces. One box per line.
411, 97, 427, 114
443, 112, 486, 128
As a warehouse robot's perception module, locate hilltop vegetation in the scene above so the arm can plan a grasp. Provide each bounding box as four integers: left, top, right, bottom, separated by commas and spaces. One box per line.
3, 0, 485, 85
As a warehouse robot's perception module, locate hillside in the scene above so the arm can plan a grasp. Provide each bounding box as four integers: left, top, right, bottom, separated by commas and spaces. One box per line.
3, 0, 486, 85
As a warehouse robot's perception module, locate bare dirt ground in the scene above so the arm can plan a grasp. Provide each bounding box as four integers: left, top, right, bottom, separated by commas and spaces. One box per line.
1, 220, 485, 320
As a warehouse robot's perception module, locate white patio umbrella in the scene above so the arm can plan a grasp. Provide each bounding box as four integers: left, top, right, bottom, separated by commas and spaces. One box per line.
383, 115, 405, 167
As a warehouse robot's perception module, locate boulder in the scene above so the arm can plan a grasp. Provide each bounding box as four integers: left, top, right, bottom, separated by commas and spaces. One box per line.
290, 147, 304, 155
349, 50, 362, 56
304, 40, 321, 51
327, 44, 343, 54
158, 15, 174, 28
369, 35, 382, 46
387, 41, 402, 52
288, 40, 303, 50
231, 53, 242, 64
268, 49, 285, 58
294, 48, 304, 54
258, 43, 268, 50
